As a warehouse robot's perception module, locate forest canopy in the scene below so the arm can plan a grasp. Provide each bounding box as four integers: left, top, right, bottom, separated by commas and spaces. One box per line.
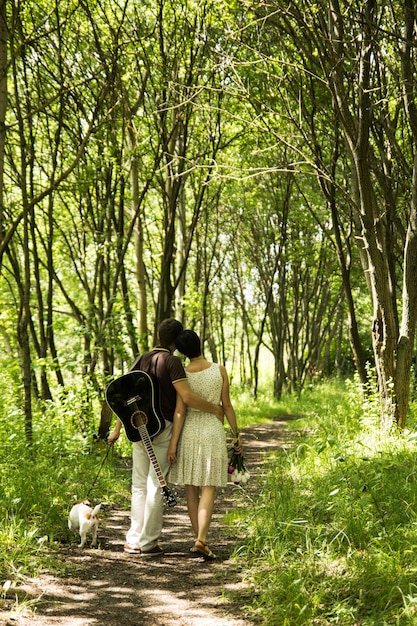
1, 0, 417, 437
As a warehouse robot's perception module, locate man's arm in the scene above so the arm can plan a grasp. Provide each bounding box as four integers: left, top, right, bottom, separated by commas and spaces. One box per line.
107, 417, 123, 444
173, 379, 224, 421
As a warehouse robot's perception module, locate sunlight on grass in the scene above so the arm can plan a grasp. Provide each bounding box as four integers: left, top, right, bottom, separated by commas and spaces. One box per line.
4, 373, 417, 624
226, 377, 417, 625
0, 376, 132, 596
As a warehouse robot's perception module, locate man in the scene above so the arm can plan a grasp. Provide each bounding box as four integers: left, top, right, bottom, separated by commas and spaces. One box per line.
107, 318, 224, 557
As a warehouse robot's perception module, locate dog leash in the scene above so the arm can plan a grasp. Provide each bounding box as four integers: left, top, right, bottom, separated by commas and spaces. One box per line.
85, 443, 112, 500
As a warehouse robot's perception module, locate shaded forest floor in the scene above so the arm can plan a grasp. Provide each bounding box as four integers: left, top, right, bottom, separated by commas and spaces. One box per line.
1, 418, 301, 626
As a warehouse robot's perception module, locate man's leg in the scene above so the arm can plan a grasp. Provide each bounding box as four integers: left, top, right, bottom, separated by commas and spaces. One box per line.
125, 441, 150, 550
138, 422, 173, 552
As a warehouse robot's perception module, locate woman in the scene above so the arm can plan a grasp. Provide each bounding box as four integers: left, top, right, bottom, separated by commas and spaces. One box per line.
168, 329, 242, 560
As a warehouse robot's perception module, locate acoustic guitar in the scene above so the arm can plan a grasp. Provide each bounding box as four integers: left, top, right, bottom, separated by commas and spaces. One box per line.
106, 370, 177, 507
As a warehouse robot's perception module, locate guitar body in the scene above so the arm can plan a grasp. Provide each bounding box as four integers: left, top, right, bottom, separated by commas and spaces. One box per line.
105, 370, 165, 442
105, 370, 177, 507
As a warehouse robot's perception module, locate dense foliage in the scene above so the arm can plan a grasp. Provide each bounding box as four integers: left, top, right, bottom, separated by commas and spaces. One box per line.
3, 0, 405, 440
1, 2, 416, 431
2, 2, 417, 621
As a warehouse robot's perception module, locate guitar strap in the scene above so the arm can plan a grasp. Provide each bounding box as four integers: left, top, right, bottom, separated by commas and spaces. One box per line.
136, 350, 168, 412
132, 353, 166, 440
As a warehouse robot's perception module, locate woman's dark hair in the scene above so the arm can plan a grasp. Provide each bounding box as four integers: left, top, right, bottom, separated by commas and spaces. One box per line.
175, 329, 201, 359
158, 318, 183, 347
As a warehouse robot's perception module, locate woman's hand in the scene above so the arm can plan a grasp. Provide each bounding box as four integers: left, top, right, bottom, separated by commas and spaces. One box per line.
233, 434, 243, 455
167, 446, 177, 464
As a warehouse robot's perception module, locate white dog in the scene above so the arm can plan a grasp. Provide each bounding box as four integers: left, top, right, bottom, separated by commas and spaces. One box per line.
68, 500, 101, 548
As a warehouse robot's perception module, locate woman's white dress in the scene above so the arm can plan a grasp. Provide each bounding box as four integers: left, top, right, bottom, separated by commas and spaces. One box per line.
169, 363, 228, 487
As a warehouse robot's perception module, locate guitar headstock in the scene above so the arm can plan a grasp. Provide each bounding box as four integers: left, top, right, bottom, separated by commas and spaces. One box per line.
162, 486, 177, 507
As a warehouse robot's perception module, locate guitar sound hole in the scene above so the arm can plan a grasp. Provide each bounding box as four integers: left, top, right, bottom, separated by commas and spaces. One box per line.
131, 410, 148, 430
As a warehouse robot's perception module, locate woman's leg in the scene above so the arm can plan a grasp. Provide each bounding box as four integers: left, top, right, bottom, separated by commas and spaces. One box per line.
185, 484, 199, 537
196, 486, 216, 544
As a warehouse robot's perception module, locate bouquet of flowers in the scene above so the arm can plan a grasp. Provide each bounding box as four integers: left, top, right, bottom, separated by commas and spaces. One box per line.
228, 433, 250, 485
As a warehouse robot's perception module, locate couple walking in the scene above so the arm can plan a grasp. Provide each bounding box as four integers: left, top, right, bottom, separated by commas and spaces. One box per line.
108, 318, 242, 561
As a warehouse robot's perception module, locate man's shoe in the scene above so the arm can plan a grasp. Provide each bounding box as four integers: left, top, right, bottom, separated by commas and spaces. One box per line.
140, 545, 164, 557
124, 544, 141, 554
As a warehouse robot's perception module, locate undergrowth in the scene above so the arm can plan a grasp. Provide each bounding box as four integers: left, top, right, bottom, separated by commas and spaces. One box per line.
0, 372, 269, 599
3, 371, 417, 625
0, 375, 132, 596
227, 377, 417, 625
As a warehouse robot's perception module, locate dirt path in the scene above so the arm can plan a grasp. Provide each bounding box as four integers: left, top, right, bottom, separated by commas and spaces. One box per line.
1, 418, 298, 626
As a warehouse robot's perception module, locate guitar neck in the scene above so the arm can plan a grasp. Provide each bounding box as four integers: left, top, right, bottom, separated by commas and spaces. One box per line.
138, 424, 167, 488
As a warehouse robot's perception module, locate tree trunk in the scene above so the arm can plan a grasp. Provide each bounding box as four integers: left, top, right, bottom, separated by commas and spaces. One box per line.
128, 128, 148, 354
395, 1, 417, 428
0, 0, 6, 258
327, 0, 403, 428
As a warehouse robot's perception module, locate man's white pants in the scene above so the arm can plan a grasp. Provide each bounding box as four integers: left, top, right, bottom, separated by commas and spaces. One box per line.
126, 422, 172, 552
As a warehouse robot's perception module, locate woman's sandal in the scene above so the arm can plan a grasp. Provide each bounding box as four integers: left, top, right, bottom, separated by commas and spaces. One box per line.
194, 540, 216, 561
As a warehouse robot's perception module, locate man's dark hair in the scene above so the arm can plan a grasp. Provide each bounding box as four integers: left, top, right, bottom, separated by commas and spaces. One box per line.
158, 318, 184, 347
175, 329, 201, 359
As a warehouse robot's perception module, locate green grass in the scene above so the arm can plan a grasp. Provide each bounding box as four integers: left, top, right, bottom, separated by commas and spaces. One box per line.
231, 380, 312, 428
3, 373, 417, 624
0, 375, 132, 594
226, 377, 417, 624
